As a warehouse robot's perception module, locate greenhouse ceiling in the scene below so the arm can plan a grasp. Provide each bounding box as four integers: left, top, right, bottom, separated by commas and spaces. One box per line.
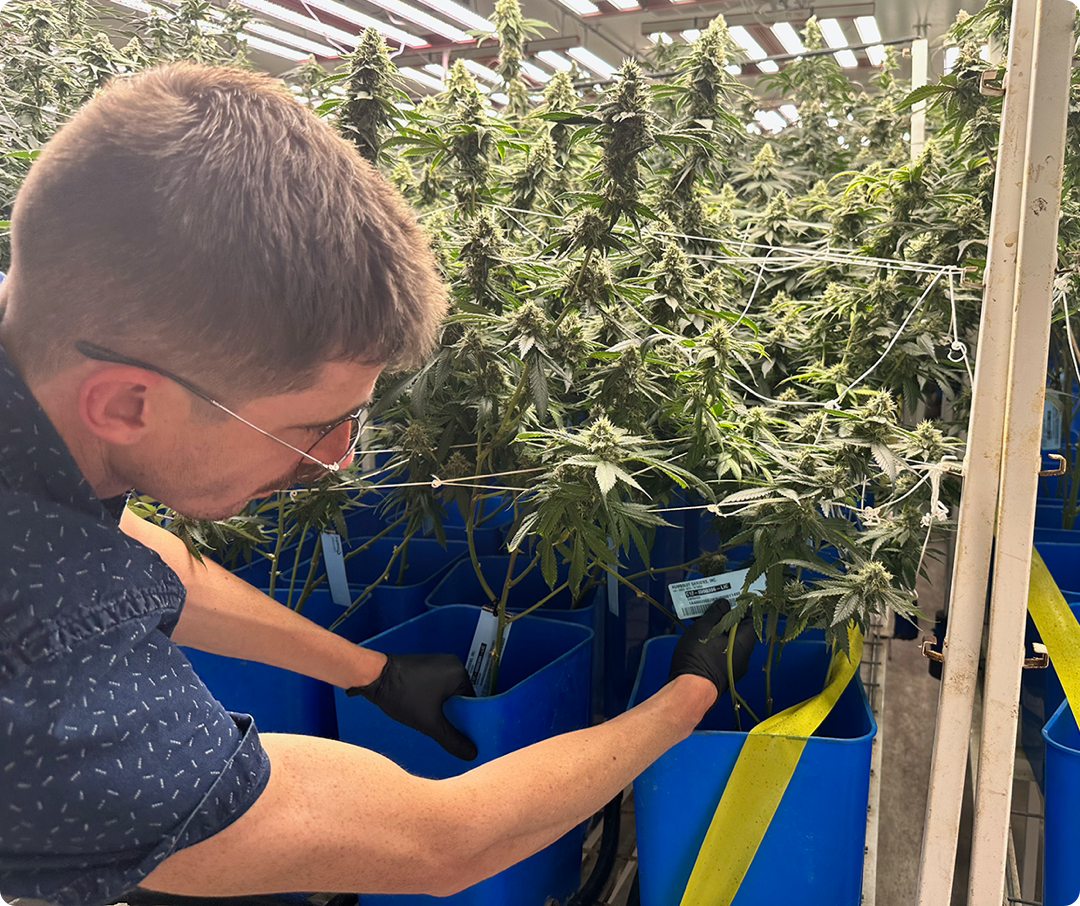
105, 0, 988, 92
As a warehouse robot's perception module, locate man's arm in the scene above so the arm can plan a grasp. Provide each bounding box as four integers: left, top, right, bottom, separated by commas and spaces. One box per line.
141, 674, 717, 898
119, 507, 387, 688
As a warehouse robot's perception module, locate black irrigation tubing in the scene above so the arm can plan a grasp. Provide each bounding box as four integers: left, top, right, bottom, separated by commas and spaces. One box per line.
571, 36, 920, 89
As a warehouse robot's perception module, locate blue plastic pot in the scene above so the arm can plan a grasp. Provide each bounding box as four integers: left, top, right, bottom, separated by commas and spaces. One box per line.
1035, 527, 1080, 544
426, 555, 608, 717
181, 589, 343, 739
335, 605, 593, 906
339, 536, 468, 640
1021, 598, 1080, 789
1036, 542, 1080, 597
1043, 701, 1080, 905
629, 634, 875, 906
1037, 502, 1069, 530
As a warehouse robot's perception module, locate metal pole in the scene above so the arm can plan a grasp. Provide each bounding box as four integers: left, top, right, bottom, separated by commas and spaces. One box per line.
968, 2, 1075, 902
913, 0, 1039, 901
910, 38, 928, 161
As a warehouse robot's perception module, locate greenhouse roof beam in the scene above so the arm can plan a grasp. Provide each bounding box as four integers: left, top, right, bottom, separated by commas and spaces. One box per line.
392, 33, 579, 68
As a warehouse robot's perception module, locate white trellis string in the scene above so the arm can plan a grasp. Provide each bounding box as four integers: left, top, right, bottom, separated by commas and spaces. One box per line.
946, 271, 975, 384
735, 246, 774, 328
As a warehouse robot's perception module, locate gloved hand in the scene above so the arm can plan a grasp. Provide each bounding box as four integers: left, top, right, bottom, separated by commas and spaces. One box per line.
347, 653, 478, 760
668, 599, 757, 700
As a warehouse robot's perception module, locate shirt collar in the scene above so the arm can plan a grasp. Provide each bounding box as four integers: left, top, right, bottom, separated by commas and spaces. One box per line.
0, 340, 118, 522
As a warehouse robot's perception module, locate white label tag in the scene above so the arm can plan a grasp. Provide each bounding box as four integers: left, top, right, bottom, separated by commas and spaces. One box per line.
669, 568, 766, 621
465, 608, 512, 696
320, 531, 350, 607
1043, 399, 1063, 451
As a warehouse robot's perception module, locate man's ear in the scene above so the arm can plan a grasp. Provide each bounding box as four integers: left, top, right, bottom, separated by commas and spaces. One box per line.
78, 366, 166, 445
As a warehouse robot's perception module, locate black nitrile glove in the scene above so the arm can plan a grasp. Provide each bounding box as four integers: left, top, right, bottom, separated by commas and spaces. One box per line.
347, 653, 478, 760
667, 599, 757, 699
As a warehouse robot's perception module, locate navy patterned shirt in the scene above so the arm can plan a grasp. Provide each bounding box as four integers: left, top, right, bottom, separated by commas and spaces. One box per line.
0, 341, 271, 905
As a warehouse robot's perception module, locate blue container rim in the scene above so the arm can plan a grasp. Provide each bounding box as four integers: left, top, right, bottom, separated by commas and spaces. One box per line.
360, 603, 595, 704
629, 635, 877, 745
1042, 698, 1079, 754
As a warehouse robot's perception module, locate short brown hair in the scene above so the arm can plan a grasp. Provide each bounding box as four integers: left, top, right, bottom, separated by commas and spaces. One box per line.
5, 62, 447, 395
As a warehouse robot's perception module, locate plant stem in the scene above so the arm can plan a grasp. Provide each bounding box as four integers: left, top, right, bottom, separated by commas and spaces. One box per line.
489, 547, 519, 695
466, 492, 498, 603
341, 514, 409, 563
267, 493, 286, 598
328, 542, 404, 632
285, 523, 309, 611
727, 623, 760, 727
395, 534, 411, 586
596, 560, 678, 624
623, 559, 697, 582
764, 610, 779, 718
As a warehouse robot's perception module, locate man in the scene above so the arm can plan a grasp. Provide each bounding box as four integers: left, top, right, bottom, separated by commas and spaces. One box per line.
0, 63, 754, 905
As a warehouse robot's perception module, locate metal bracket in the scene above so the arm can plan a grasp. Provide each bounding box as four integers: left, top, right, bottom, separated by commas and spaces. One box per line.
961, 265, 985, 288
1039, 453, 1067, 477
1024, 642, 1049, 669
980, 69, 1006, 96
922, 638, 945, 663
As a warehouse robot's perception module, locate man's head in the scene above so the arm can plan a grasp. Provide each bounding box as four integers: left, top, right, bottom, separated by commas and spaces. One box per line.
0, 62, 447, 518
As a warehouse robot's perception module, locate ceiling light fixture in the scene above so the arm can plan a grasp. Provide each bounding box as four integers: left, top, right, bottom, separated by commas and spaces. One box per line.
463, 59, 502, 83
818, 18, 847, 49
758, 60, 779, 73
833, 49, 858, 69
536, 50, 573, 71
281, 0, 426, 46
779, 103, 799, 122
246, 22, 338, 56
648, 32, 672, 44
423, 62, 445, 76
245, 34, 310, 60
399, 66, 446, 90
519, 60, 551, 82
770, 21, 804, 55
728, 25, 766, 60
230, 0, 360, 49
567, 46, 616, 79
552, 0, 600, 15
725, 63, 742, 75
354, 0, 470, 42
854, 15, 884, 65
681, 28, 700, 42
606, 0, 639, 9
410, 0, 493, 32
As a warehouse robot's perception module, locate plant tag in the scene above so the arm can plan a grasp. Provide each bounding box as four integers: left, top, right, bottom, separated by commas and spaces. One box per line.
320, 531, 350, 607
1043, 399, 1063, 451
668, 569, 766, 621
465, 608, 512, 696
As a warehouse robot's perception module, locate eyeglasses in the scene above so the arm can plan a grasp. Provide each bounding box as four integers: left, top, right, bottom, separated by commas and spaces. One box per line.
75, 340, 366, 481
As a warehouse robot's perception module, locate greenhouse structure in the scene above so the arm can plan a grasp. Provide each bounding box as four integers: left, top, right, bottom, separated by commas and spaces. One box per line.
2, 0, 1080, 903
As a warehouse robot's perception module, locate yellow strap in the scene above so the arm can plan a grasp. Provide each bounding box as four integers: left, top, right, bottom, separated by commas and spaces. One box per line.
678, 626, 865, 906
1029, 549, 1080, 708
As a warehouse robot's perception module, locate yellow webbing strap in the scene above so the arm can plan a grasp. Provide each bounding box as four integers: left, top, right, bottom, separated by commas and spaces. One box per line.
1029, 549, 1080, 709
678, 625, 864, 906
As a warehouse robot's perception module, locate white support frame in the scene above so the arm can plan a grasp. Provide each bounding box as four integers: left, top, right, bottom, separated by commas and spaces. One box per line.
914, 0, 1037, 899
915, 1, 1076, 902
968, 1, 1075, 899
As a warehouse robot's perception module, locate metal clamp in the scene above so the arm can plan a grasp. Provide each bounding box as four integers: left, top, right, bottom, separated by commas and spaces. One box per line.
922, 639, 944, 663
1040, 453, 1067, 477
1024, 642, 1049, 669
980, 69, 1005, 97
961, 265, 984, 288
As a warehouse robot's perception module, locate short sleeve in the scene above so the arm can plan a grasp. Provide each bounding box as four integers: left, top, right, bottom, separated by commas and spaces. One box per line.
0, 620, 271, 906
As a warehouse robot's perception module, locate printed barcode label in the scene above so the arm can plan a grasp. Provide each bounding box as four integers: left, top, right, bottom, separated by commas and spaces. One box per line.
465, 608, 512, 696
1043, 399, 1063, 451
668, 568, 766, 621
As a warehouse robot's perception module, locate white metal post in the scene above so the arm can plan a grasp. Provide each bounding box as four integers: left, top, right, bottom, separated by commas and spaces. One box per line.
913, 1, 1038, 900
968, 1, 1076, 902
910, 38, 929, 162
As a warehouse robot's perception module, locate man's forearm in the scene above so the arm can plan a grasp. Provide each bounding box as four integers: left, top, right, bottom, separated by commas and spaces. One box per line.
141, 675, 717, 898
120, 509, 386, 688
